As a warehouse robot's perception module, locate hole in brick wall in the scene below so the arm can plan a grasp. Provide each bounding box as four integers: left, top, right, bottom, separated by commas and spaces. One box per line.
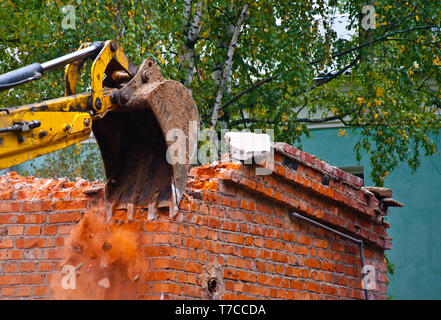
188, 192, 203, 200
282, 157, 298, 171
207, 277, 217, 294
321, 174, 330, 186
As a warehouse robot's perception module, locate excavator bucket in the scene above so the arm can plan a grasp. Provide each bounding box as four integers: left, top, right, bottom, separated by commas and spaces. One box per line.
92, 58, 199, 218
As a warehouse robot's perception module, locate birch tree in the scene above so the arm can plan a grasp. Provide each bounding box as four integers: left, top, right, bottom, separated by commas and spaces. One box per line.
1, 0, 440, 185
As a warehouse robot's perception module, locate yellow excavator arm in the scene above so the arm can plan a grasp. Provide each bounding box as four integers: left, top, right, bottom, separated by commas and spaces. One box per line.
0, 40, 199, 218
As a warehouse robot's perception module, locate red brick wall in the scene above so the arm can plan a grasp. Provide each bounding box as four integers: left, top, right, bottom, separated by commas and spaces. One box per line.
0, 143, 393, 300
0, 173, 103, 299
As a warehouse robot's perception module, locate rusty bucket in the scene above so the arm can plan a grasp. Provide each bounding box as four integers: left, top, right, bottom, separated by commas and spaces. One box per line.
92, 59, 199, 218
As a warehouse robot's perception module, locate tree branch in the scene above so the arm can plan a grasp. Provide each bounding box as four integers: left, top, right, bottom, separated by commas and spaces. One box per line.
211, 3, 249, 128
220, 74, 279, 110
314, 54, 360, 87
183, 0, 192, 34
0, 38, 20, 44
218, 25, 437, 114
179, 0, 204, 88
308, 25, 437, 66
220, 53, 359, 113
229, 115, 345, 127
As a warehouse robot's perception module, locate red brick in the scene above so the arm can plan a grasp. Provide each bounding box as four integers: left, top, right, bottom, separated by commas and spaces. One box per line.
0, 214, 14, 224
25, 225, 41, 236
20, 262, 36, 272
205, 240, 221, 253
8, 225, 24, 235
3, 263, 19, 272
48, 212, 80, 223
16, 238, 45, 249
51, 237, 66, 247
240, 199, 256, 211
320, 261, 335, 272
33, 285, 48, 296
153, 233, 170, 244
305, 258, 320, 269
0, 249, 22, 260
223, 293, 238, 300
239, 271, 256, 283
257, 274, 273, 286
240, 247, 257, 258
58, 225, 74, 235
53, 190, 70, 199
0, 202, 19, 213
22, 274, 45, 285
188, 225, 198, 237
183, 285, 201, 298
144, 221, 171, 232
38, 262, 53, 272
296, 235, 312, 246
16, 189, 37, 200
153, 258, 185, 271
43, 225, 58, 235
184, 237, 202, 249
272, 252, 287, 263
46, 248, 64, 259
222, 196, 239, 208
54, 200, 87, 211
0, 275, 21, 285
152, 283, 182, 295
291, 279, 305, 290
16, 286, 32, 297
21, 201, 52, 212
223, 268, 240, 280
314, 239, 328, 249
207, 218, 221, 229
0, 238, 13, 249
184, 262, 203, 274
203, 193, 221, 205
306, 281, 322, 293
16, 214, 45, 224
1, 286, 15, 296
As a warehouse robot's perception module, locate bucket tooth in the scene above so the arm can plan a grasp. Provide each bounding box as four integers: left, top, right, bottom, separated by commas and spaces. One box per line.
127, 203, 135, 220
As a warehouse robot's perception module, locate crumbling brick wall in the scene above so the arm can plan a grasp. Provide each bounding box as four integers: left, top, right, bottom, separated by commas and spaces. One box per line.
0, 143, 394, 300
0, 174, 103, 299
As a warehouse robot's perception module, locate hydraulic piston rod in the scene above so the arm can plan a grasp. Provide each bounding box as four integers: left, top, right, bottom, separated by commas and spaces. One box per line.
0, 41, 104, 92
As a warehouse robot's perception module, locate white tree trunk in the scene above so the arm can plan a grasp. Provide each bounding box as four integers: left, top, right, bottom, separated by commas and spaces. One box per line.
179, 0, 204, 89
211, 4, 249, 128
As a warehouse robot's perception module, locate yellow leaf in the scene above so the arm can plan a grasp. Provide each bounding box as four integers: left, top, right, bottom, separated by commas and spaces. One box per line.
376, 87, 384, 98
357, 97, 365, 105
338, 128, 348, 137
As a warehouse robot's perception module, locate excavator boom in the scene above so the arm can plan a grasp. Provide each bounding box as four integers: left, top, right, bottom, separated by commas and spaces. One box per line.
0, 40, 199, 218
